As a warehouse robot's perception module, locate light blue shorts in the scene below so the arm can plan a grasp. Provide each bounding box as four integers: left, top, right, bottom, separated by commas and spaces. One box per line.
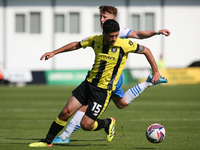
112, 74, 124, 98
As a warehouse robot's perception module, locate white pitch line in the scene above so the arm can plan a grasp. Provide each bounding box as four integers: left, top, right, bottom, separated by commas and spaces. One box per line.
0, 109, 61, 112
3, 118, 200, 122
3, 119, 53, 122
119, 118, 200, 122
1, 109, 200, 114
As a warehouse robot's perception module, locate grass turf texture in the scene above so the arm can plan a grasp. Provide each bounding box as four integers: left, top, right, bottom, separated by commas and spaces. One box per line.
0, 84, 200, 150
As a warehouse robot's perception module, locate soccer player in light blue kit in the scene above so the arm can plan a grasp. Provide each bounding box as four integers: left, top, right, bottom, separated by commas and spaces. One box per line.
52, 5, 170, 144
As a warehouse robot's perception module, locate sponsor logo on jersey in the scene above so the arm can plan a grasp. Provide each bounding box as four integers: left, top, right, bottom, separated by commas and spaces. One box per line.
97, 54, 115, 60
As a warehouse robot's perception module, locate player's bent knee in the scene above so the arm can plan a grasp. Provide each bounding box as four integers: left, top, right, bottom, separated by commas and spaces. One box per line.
115, 103, 128, 109
80, 122, 92, 131
119, 104, 128, 109
59, 107, 73, 119
80, 116, 94, 131
112, 97, 128, 109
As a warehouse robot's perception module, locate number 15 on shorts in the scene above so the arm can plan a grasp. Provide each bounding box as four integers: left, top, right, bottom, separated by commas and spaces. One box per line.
92, 102, 102, 116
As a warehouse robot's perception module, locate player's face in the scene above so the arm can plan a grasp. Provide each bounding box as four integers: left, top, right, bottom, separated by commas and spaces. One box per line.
103, 31, 119, 45
100, 11, 115, 28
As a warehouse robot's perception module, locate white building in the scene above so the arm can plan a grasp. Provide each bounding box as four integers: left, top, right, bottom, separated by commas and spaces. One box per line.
0, 0, 200, 71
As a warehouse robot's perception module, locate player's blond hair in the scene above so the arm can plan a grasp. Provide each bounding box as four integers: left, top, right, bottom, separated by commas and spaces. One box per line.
99, 5, 118, 17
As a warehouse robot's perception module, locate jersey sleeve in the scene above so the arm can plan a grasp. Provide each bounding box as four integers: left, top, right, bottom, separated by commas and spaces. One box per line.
118, 26, 132, 38
122, 39, 139, 53
79, 36, 94, 48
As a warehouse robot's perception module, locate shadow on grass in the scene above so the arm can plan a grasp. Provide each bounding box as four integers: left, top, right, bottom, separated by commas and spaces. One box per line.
55, 144, 107, 147
5, 138, 105, 142
132, 148, 156, 149
4, 138, 155, 149
70, 139, 105, 142
2, 138, 107, 147
5, 138, 41, 141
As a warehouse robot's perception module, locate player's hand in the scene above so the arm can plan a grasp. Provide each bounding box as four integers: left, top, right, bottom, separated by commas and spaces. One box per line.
152, 72, 161, 84
159, 29, 171, 36
40, 52, 55, 61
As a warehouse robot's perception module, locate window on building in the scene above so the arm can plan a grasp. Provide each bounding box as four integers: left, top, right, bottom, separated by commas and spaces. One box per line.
131, 14, 140, 31
55, 14, 65, 33
15, 14, 25, 33
30, 12, 41, 34
69, 12, 80, 33
145, 13, 155, 30
94, 14, 101, 32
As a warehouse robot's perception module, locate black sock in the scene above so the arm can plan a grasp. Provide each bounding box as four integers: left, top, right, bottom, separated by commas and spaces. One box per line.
94, 118, 111, 131
44, 121, 64, 144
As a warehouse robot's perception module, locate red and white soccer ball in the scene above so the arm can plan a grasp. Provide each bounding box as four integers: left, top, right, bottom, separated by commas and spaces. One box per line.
146, 123, 166, 143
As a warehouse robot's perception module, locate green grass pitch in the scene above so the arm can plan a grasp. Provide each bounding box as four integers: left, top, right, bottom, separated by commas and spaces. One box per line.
0, 84, 200, 150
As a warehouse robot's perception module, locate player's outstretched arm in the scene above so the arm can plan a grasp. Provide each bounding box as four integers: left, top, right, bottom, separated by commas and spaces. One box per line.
136, 45, 160, 84
40, 41, 81, 61
128, 29, 171, 39
158, 29, 171, 36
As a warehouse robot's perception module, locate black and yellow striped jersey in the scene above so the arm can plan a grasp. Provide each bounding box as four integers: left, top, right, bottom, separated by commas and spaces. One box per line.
79, 35, 139, 91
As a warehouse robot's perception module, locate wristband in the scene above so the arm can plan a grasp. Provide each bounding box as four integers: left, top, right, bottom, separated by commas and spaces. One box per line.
155, 30, 160, 35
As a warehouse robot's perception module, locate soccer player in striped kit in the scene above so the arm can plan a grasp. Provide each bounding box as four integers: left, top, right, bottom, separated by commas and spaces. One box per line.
52, 5, 170, 144
29, 19, 168, 147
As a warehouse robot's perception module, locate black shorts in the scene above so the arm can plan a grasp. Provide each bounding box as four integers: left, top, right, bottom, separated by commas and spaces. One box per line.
72, 80, 113, 120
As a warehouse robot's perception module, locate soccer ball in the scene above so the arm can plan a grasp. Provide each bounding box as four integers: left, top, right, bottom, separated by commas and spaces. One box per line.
146, 123, 166, 143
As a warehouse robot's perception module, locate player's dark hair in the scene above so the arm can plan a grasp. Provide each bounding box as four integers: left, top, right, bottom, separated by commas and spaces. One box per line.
103, 19, 120, 34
